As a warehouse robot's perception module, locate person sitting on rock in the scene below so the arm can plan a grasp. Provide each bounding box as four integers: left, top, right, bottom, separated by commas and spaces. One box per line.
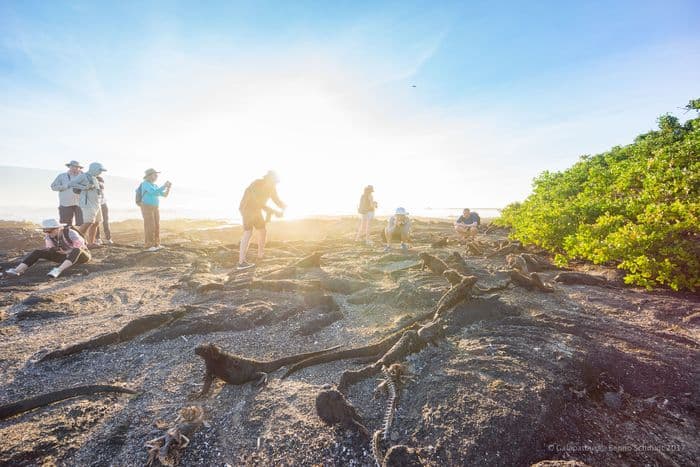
382, 207, 412, 252
4, 219, 91, 279
454, 208, 480, 239
237, 170, 286, 270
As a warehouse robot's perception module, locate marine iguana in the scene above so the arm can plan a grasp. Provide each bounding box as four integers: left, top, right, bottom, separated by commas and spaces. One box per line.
282, 276, 476, 379
192, 343, 341, 397
315, 385, 370, 439
418, 252, 450, 275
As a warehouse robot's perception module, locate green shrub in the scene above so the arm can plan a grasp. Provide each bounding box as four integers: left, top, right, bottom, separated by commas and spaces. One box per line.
496, 100, 700, 291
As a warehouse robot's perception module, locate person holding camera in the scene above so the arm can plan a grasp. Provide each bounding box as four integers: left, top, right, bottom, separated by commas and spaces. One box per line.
68, 162, 107, 247
4, 219, 91, 279
382, 207, 412, 252
139, 168, 172, 252
50, 160, 84, 226
237, 170, 286, 270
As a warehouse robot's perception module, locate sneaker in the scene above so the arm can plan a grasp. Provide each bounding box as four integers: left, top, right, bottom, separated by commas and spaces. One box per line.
47, 267, 62, 278
155, 245, 165, 250
401, 243, 409, 252
383, 245, 391, 252
94, 239, 103, 246
146, 246, 159, 252
105, 239, 114, 245
5, 268, 21, 276
237, 261, 255, 270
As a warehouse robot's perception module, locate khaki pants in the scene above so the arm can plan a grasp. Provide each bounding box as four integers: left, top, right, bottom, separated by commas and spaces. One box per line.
141, 205, 160, 248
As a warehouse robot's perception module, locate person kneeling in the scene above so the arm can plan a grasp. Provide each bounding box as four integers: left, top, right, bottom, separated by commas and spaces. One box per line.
382, 207, 412, 252
5, 219, 91, 279
454, 208, 480, 239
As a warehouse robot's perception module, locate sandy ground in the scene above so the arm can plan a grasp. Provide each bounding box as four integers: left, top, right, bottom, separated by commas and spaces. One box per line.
0, 217, 698, 467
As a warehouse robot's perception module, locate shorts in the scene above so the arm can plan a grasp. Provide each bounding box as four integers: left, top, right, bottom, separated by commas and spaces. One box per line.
360, 211, 375, 221
241, 209, 266, 231
81, 205, 103, 225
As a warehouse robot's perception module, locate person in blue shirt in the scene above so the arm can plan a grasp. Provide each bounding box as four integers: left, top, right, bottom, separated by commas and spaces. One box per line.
454, 208, 480, 239
139, 168, 172, 251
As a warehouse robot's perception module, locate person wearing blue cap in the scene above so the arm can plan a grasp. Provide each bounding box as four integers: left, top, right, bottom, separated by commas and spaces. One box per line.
382, 207, 412, 252
68, 162, 107, 247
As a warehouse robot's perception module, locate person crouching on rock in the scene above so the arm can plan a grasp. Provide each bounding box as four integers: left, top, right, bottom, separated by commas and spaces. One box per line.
355, 185, 377, 244
381, 207, 412, 252
68, 162, 107, 247
237, 170, 286, 270
4, 219, 91, 279
454, 208, 480, 239
139, 168, 172, 252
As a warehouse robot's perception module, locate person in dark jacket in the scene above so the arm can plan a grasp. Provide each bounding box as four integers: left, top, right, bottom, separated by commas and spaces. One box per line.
454, 208, 480, 239
355, 185, 377, 243
237, 171, 286, 270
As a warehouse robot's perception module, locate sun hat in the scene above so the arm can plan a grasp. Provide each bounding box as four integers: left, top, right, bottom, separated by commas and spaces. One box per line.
264, 170, 280, 183
144, 168, 160, 179
88, 162, 107, 173
38, 219, 65, 231
65, 160, 83, 168
365, 185, 374, 192
395, 207, 408, 216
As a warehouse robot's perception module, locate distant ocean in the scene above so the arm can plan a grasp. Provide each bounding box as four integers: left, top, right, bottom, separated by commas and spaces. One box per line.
0, 205, 502, 224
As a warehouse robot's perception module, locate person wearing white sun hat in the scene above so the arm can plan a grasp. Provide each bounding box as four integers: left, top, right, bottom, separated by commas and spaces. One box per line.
382, 207, 412, 252
3, 219, 91, 279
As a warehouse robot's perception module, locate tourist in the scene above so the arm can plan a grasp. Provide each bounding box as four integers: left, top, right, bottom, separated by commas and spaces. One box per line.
69, 162, 107, 247
355, 185, 377, 244
50, 160, 84, 226
94, 175, 113, 245
138, 168, 171, 252
382, 207, 412, 251
4, 219, 91, 278
238, 170, 286, 270
454, 208, 480, 239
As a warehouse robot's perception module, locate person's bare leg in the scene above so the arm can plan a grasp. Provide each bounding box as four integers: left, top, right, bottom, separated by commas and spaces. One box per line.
239, 230, 253, 263
355, 220, 363, 241
256, 228, 267, 259
56, 259, 73, 274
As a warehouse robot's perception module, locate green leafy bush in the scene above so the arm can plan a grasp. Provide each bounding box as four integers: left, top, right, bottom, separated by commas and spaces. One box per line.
496, 100, 700, 291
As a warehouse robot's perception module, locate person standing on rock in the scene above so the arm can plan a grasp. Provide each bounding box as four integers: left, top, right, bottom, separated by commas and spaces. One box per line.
94, 175, 113, 245
50, 160, 84, 226
68, 162, 107, 248
355, 185, 377, 244
382, 207, 412, 252
138, 168, 172, 252
237, 170, 286, 270
4, 219, 91, 279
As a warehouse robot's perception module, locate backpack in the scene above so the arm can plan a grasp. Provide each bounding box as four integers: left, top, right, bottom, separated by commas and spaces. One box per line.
135, 182, 143, 206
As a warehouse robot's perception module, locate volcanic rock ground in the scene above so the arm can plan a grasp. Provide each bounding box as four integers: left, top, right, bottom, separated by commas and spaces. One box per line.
0, 218, 697, 466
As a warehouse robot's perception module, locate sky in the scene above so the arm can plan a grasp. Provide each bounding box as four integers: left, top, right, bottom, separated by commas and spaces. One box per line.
1, 0, 699, 219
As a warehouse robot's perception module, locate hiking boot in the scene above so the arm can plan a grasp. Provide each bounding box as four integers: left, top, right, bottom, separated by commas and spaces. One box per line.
237, 261, 255, 270
47, 267, 62, 278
